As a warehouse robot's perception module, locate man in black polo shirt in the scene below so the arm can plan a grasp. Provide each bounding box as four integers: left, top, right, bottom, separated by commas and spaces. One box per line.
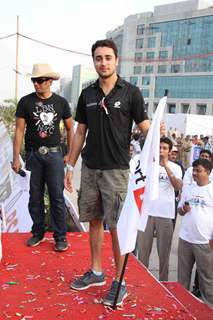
12, 63, 74, 252
65, 39, 150, 306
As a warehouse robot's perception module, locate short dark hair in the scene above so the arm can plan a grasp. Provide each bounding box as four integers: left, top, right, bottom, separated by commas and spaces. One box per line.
192, 158, 212, 173
91, 39, 118, 58
200, 149, 212, 158
160, 136, 173, 151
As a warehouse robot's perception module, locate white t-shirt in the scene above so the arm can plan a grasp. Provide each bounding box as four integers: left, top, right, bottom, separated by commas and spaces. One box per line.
183, 167, 213, 186
148, 161, 182, 219
131, 140, 141, 155
179, 181, 213, 244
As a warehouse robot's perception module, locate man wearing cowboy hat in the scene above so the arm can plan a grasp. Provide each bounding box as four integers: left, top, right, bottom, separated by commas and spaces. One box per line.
12, 63, 74, 252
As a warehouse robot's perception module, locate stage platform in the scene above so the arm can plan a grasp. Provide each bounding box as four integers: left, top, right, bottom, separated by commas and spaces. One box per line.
1, 233, 212, 320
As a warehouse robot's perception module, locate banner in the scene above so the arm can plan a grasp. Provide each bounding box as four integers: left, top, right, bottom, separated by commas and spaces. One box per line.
0, 121, 32, 232
64, 193, 87, 232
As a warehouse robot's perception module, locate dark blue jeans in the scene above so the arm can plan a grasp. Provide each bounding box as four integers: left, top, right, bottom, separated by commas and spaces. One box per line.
25, 150, 66, 240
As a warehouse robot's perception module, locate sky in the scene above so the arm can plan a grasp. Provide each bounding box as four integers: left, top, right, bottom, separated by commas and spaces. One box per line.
0, 0, 198, 101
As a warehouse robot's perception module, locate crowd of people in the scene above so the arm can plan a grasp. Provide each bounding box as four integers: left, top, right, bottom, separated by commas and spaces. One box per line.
130, 130, 213, 308
131, 127, 213, 170
12, 38, 213, 309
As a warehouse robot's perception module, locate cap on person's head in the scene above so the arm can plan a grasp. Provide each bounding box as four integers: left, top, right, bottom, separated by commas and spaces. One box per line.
172, 146, 178, 152
30, 63, 60, 80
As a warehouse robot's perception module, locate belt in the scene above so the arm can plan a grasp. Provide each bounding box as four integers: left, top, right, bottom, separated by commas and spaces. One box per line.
27, 146, 61, 155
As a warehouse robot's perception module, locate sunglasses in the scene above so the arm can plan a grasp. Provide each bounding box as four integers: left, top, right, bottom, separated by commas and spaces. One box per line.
31, 77, 51, 84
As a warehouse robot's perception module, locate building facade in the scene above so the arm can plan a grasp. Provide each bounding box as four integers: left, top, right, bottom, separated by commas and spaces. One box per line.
59, 77, 72, 104
70, 65, 97, 110
107, 0, 213, 117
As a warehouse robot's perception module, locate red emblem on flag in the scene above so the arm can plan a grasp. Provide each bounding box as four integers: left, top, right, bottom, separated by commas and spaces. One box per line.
133, 187, 145, 213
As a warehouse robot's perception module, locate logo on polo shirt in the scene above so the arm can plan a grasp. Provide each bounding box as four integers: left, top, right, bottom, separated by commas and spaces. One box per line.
112, 101, 121, 108
86, 102, 97, 107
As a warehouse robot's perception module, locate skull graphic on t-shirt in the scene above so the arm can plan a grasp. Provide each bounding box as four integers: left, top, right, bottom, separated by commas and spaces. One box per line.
33, 102, 57, 138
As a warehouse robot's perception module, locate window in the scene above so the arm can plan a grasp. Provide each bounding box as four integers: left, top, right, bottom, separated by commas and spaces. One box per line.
181, 104, 190, 113
136, 38, 143, 49
168, 104, 176, 114
133, 66, 142, 74
171, 64, 181, 73
196, 104, 206, 115
142, 76, 150, 85
135, 52, 143, 63
145, 65, 153, 74
146, 52, 155, 60
155, 75, 213, 99
159, 51, 168, 59
149, 16, 213, 72
158, 65, 167, 73
147, 37, 156, 48
137, 24, 145, 35
130, 76, 138, 86
141, 89, 149, 98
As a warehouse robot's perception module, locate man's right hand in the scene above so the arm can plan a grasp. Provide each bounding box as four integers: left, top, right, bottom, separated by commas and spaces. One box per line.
11, 158, 21, 173
182, 202, 191, 214
64, 171, 73, 193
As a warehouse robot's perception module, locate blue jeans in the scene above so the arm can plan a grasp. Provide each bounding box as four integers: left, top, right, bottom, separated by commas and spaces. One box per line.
25, 150, 66, 239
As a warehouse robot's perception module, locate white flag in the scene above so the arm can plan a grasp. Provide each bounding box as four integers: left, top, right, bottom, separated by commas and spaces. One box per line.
117, 96, 167, 255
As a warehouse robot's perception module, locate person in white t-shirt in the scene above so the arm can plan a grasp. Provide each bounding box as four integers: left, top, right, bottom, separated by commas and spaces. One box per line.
131, 132, 141, 156
178, 158, 213, 308
183, 149, 212, 298
183, 149, 213, 186
137, 137, 183, 281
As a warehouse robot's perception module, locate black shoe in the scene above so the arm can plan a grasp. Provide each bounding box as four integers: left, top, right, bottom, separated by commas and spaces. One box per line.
102, 280, 127, 306
55, 238, 68, 252
70, 270, 105, 290
26, 235, 44, 247
192, 288, 201, 298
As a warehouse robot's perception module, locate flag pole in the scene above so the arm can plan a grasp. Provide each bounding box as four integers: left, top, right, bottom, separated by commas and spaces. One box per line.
113, 253, 129, 309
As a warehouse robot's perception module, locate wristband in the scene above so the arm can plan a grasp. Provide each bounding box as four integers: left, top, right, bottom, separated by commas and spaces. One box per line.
66, 164, 74, 172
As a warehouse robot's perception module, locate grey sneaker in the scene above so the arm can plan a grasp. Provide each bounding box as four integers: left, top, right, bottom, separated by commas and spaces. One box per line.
102, 280, 127, 306
55, 238, 68, 252
70, 270, 105, 290
26, 235, 44, 247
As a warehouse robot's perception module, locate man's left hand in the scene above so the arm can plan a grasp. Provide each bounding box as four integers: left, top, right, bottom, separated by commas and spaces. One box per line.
160, 155, 168, 167
63, 154, 69, 165
64, 171, 73, 193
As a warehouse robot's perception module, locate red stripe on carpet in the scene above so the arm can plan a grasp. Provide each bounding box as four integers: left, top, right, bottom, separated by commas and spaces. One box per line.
0, 232, 210, 320
162, 282, 213, 320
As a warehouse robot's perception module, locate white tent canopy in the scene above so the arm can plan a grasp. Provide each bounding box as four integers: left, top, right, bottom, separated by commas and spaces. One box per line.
163, 113, 213, 136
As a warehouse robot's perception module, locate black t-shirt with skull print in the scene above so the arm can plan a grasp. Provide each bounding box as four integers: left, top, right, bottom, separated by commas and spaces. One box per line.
16, 92, 72, 150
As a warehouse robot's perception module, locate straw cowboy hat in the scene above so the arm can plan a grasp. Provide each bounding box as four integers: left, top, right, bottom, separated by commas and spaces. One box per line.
30, 63, 60, 80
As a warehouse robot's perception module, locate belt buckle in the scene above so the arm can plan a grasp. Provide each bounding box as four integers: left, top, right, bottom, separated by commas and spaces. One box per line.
38, 146, 49, 155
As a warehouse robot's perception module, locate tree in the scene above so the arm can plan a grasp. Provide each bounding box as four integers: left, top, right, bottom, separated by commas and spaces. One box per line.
0, 98, 17, 138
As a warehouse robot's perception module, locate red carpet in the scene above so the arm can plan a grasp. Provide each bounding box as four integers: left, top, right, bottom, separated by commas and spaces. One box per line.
163, 282, 213, 320
0, 232, 212, 320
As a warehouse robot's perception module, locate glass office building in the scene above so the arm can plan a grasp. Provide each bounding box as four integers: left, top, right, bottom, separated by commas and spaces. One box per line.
107, 0, 213, 117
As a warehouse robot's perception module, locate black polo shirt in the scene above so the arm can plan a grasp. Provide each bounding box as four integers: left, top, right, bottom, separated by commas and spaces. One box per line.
75, 76, 148, 170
